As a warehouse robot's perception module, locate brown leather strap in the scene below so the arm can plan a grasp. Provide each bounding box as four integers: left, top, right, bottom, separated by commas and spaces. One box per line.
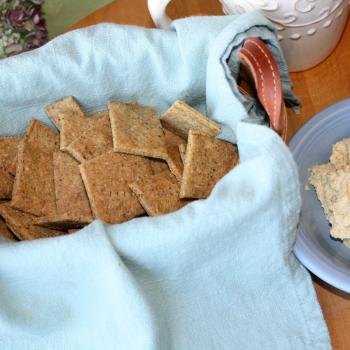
237, 37, 288, 142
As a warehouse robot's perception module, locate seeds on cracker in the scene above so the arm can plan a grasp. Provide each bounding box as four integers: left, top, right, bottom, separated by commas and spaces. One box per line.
109, 101, 168, 159
180, 130, 238, 199
161, 100, 221, 139
0, 136, 22, 198
80, 151, 153, 224
10, 120, 59, 217
129, 170, 190, 216
53, 151, 93, 220
65, 111, 112, 162
0, 204, 63, 240
45, 96, 85, 130
129, 102, 157, 119
0, 136, 22, 171
0, 97, 238, 237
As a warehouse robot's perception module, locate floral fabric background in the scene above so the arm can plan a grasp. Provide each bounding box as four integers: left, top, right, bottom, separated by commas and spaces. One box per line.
0, 0, 47, 58
0, 0, 111, 58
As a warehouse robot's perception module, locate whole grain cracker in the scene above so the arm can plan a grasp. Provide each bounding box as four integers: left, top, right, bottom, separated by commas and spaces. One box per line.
10, 120, 59, 217
129, 102, 157, 119
35, 214, 92, 230
0, 136, 22, 170
180, 130, 238, 199
129, 170, 190, 216
53, 152, 93, 219
80, 151, 153, 224
109, 101, 168, 159
65, 112, 112, 162
0, 204, 63, 240
161, 100, 221, 139
178, 144, 187, 164
0, 136, 22, 198
45, 96, 85, 130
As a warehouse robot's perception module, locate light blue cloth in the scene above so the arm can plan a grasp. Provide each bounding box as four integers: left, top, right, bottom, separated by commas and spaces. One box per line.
0, 12, 331, 350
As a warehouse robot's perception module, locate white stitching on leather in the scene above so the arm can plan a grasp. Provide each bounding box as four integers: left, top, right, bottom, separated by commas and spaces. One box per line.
241, 48, 267, 109
246, 39, 277, 119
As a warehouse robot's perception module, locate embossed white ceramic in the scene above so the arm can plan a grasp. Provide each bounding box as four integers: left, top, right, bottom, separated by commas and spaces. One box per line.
148, 0, 350, 72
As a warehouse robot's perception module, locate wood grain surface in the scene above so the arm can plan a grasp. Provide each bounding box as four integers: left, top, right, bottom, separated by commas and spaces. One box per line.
71, 1, 350, 348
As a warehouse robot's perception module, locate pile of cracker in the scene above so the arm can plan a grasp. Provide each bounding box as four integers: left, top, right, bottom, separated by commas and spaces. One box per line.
0, 98, 238, 241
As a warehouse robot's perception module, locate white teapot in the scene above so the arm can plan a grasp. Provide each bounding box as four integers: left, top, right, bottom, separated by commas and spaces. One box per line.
148, 0, 350, 71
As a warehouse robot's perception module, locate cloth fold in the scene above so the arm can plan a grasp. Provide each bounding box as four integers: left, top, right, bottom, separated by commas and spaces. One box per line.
0, 12, 330, 350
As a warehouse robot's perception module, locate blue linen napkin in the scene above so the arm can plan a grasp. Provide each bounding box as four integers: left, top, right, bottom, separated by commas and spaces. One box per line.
0, 12, 331, 350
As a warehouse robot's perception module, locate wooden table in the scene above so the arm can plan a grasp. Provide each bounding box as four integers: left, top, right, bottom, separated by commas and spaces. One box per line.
71, 1, 350, 348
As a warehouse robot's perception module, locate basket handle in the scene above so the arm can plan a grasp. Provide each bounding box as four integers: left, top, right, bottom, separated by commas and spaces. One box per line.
237, 37, 288, 142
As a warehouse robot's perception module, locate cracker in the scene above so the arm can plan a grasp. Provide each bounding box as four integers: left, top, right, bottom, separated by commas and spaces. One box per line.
0, 217, 17, 241
163, 128, 186, 181
129, 102, 157, 119
109, 101, 168, 159
65, 112, 112, 162
45, 96, 85, 130
53, 152, 93, 219
180, 131, 238, 199
0, 136, 22, 198
0, 136, 22, 170
80, 151, 153, 224
0, 204, 63, 240
35, 214, 92, 230
10, 120, 59, 216
161, 100, 221, 138
129, 170, 190, 216
178, 144, 187, 164
149, 158, 169, 174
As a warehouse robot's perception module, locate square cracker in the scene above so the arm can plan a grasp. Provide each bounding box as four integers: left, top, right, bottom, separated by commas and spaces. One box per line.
0, 204, 63, 240
45, 96, 85, 130
180, 130, 238, 199
0, 136, 22, 198
109, 101, 168, 159
35, 213, 92, 230
161, 100, 221, 139
53, 152, 93, 219
10, 120, 59, 217
80, 151, 153, 224
129, 170, 190, 216
65, 112, 112, 162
